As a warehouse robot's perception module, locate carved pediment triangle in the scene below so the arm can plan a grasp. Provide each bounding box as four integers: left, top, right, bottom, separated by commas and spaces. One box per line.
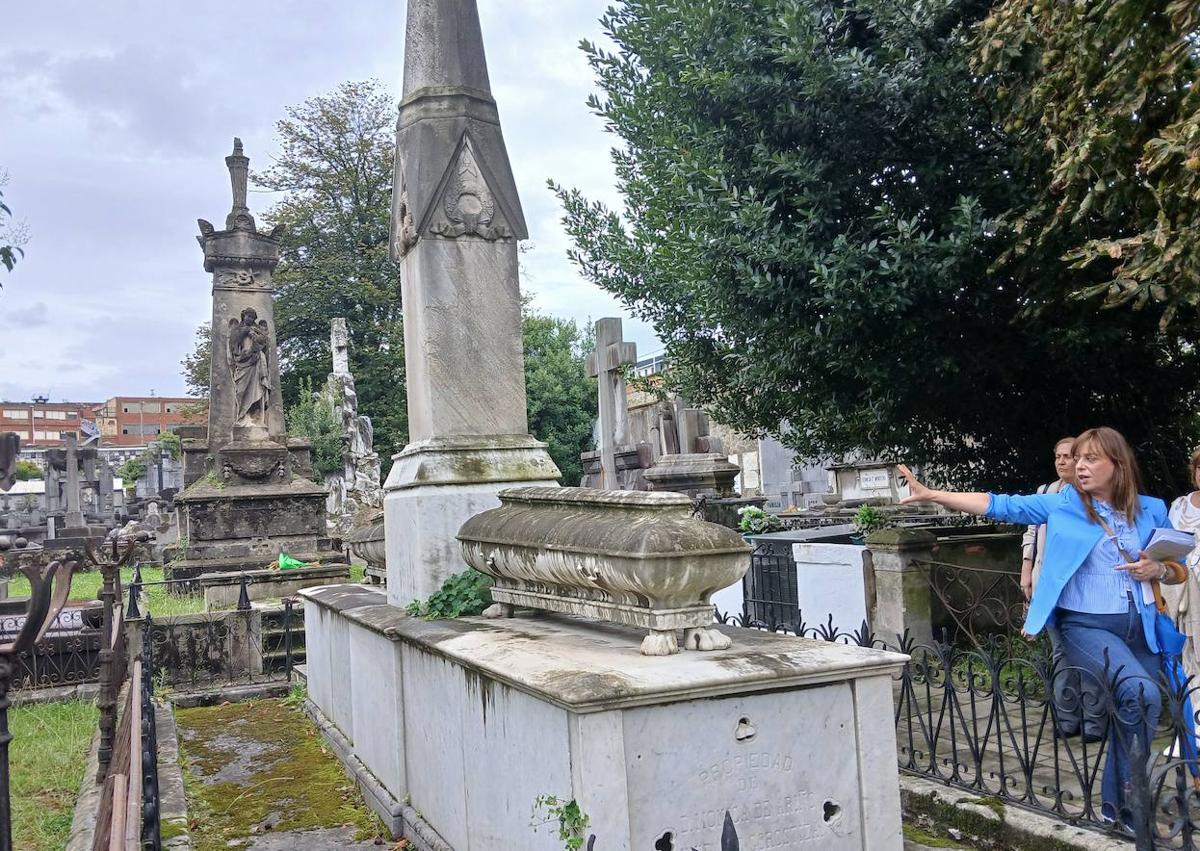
417, 130, 516, 242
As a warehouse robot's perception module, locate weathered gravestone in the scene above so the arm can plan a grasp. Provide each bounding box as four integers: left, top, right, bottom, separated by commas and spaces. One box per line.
381, 0, 559, 606
322, 318, 383, 535
301, 4, 906, 849
579, 317, 654, 490
170, 140, 338, 579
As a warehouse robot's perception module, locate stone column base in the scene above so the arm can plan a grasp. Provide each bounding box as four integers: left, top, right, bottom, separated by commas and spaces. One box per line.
383, 434, 560, 606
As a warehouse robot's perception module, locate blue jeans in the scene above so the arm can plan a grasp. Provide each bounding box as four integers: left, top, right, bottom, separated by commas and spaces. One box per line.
1056, 604, 1162, 823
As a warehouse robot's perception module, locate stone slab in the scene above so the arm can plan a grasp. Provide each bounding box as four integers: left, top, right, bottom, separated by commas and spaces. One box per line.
200, 563, 350, 610
301, 585, 907, 712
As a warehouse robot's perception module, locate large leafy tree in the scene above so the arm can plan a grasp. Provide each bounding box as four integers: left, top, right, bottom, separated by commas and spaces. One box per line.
555, 0, 1200, 492
523, 309, 596, 485
976, 0, 1200, 325
255, 80, 409, 460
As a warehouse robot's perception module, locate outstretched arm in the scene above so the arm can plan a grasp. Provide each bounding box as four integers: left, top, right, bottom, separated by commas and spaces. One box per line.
896, 465, 990, 515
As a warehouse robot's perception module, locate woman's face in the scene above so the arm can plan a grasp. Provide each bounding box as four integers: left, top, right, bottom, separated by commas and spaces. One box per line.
1075, 440, 1115, 497
1054, 441, 1075, 482
1192, 459, 1200, 490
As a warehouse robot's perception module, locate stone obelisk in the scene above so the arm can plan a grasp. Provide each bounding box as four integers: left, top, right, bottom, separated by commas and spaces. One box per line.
384, 0, 560, 605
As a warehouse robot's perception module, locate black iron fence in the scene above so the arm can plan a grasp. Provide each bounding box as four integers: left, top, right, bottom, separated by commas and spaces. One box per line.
714, 600, 1200, 850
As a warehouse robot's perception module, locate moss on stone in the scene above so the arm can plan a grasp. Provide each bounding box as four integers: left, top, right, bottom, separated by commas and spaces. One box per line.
175, 698, 382, 850
902, 823, 966, 848
159, 818, 189, 841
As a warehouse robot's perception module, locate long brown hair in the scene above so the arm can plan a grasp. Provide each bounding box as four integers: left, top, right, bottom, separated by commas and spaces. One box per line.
1074, 427, 1144, 525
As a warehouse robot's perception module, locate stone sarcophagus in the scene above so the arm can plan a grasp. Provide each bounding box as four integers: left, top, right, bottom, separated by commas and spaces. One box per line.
458, 486, 751, 655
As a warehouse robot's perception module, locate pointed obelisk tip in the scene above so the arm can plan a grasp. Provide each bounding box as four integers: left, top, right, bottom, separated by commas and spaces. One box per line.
402, 0, 492, 98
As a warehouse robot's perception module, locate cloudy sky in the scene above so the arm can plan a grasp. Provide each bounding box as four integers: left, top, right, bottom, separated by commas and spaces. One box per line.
0, 0, 658, 404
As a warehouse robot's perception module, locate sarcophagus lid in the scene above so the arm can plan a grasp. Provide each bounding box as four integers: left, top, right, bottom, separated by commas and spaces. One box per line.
458, 486, 751, 655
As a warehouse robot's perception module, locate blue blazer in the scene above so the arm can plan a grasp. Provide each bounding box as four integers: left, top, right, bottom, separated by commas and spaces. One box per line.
986, 486, 1171, 650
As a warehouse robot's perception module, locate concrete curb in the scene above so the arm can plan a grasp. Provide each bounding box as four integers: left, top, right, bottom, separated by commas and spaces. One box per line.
168, 679, 293, 708
303, 698, 453, 851
901, 775, 1132, 851
155, 701, 192, 849
14, 682, 100, 706
64, 728, 102, 851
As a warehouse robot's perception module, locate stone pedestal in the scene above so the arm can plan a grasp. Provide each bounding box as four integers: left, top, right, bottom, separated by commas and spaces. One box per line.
383, 435, 559, 605
643, 452, 741, 498
301, 585, 907, 851
864, 528, 936, 647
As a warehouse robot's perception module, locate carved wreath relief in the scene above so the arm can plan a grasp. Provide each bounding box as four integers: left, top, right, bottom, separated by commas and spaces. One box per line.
429, 138, 511, 241
228, 308, 273, 428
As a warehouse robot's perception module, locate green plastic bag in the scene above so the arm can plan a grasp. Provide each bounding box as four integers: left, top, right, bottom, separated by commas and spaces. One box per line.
278, 553, 306, 571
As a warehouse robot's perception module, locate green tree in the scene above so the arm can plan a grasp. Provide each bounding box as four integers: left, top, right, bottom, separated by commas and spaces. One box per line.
256, 80, 408, 460
286, 377, 343, 480
0, 174, 27, 278
976, 1, 1200, 326
554, 0, 1200, 493
523, 309, 597, 485
181, 323, 211, 397
13, 459, 40, 481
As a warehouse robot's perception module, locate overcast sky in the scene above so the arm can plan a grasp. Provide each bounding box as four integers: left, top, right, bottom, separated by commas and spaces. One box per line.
0, 0, 658, 404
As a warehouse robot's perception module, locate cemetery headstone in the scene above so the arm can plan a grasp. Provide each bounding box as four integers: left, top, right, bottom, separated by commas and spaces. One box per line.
322, 318, 383, 535
382, 0, 559, 605
168, 140, 338, 579
579, 317, 654, 490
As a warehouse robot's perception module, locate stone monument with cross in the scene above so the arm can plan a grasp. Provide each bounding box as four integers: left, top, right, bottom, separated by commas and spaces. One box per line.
583, 317, 638, 489
381, 0, 559, 605
169, 139, 338, 579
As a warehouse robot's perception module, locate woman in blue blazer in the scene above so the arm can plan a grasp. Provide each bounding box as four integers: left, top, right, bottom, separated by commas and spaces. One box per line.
898, 427, 1186, 825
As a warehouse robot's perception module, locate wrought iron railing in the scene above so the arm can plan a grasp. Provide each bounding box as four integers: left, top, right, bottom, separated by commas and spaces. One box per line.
714, 605, 1200, 850
915, 558, 1026, 649
125, 575, 302, 692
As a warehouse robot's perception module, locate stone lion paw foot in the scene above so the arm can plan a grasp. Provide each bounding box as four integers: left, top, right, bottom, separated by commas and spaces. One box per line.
640, 630, 679, 656
481, 602, 514, 619
683, 627, 732, 651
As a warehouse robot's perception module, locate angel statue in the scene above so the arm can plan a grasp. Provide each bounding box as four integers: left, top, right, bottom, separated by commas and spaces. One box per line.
228, 308, 272, 428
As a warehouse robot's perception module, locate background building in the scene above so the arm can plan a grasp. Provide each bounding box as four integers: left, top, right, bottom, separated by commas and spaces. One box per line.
0, 398, 97, 446
93, 396, 204, 446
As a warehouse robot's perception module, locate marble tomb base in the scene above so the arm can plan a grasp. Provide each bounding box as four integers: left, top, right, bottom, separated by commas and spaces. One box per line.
300, 585, 907, 851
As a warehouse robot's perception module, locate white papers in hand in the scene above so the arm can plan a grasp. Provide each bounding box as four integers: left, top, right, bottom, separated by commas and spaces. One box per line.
1143, 527, 1197, 563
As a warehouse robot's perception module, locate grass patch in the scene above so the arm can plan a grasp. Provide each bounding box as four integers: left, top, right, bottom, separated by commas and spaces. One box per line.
349, 562, 365, 583
10, 698, 98, 850
8, 565, 209, 616
176, 698, 382, 850
903, 822, 966, 849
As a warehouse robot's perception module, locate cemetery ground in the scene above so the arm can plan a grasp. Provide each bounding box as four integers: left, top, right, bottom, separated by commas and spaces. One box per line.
174, 693, 388, 850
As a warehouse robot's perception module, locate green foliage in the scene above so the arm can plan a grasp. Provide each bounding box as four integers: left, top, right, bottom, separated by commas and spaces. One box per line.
852, 505, 892, 536
554, 0, 1200, 494
523, 308, 597, 485
181, 322, 212, 397
532, 795, 591, 851
737, 505, 783, 535
0, 180, 26, 277
114, 433, 183, 487
13, 459, 40, 481
285, 376, 343, 480
405, 569, 494, 619
156, 430, 182, 461
257, 80, 409, 461
116, 455, 147, 485
975, 1, 1200, 326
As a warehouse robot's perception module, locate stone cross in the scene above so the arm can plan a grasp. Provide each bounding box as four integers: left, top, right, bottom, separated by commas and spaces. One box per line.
331, 318, 350, 377
586, 318, 637, 490
63, 432, 83, 528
